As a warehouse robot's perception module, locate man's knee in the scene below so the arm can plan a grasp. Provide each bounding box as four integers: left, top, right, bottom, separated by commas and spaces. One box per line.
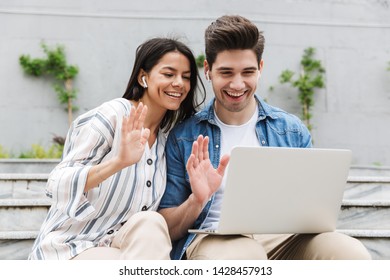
189, 235, 267, 260
309, 232, 371, 260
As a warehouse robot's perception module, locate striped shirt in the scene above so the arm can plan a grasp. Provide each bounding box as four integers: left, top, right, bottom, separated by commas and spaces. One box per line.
28, 98, 167, 260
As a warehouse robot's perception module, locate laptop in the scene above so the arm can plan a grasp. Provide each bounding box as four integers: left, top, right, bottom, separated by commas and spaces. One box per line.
188, 146, 351, 235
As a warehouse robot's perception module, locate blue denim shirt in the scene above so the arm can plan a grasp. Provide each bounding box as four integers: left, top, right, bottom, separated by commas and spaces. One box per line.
159, 95, 312, 259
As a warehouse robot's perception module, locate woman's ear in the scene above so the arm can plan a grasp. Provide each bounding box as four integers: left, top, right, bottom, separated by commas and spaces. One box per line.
141, 76, 148, 88
138, 71, 148, 88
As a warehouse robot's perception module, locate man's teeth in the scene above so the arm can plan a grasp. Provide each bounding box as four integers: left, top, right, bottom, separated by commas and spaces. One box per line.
226, 91, 245, 97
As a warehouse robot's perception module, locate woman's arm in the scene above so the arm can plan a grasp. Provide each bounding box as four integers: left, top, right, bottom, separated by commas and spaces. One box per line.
84, 102, 149, 192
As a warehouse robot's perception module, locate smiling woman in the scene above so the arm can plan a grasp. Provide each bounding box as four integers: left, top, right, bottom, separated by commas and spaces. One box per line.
123, 38, 204, 135
136, 51, 192, 133
28, 37, 206, 260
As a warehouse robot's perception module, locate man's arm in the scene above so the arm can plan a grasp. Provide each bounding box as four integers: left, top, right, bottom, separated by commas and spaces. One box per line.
159, 194, 204, 241
159, 135, 230, 241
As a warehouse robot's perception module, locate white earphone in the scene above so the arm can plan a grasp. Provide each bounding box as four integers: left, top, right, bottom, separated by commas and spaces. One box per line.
205, 71, 210, 81
142, 76, 148, 88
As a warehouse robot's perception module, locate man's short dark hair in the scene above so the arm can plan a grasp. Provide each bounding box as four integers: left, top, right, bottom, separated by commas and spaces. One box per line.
205, 15, 265, 69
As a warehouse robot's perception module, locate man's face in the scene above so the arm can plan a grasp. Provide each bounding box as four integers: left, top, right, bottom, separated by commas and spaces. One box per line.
206, 49, 263, 122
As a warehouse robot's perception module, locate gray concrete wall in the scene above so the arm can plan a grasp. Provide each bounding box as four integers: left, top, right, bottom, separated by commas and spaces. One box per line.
0, 0, 389, 166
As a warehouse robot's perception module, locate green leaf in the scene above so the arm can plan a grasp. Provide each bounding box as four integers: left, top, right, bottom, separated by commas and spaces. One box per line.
279, 70, 294, 83
196, 53, 205, 68
19, 42, 79, 124
271, 47, 326, 132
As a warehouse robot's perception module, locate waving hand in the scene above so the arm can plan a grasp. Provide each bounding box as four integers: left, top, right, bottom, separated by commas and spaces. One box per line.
186, 135, 230, 207
117, 102, 150, 168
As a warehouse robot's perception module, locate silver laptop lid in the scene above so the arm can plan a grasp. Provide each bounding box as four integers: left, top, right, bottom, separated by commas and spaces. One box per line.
216, 146, 352, 234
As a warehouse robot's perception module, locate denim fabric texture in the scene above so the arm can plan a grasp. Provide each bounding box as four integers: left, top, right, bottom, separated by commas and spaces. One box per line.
159, 95, 312, 259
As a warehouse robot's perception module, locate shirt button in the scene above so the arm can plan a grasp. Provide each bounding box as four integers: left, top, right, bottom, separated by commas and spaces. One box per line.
107, 230, 114, 235
146, 180, 151, 187
261, 140, 266, 145
147, 158, 153, 165
142, 206, 148, 211
215, 145, 219, 148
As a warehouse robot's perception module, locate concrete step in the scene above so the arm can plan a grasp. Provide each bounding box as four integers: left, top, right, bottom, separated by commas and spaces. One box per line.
338, 200, 390, 230
349, 166, 390, 176
1, 173, 390, 199
1, 175, 389, 231
0, 238, 36, 260
0, 159, 59, 174
337, 229, 390, 260
0, 172, 389, 259
1, 160, 387, 176
0, 199, 51, 231
0, 231, 38, 260
343, 176, 390, 200
1, 230, 389, 260
0, 173, 49, 200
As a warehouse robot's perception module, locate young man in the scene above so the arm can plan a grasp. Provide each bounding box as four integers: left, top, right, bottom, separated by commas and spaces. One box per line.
158, 15, 371, 260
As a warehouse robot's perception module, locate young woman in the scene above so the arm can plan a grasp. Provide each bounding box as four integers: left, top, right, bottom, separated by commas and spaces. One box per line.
29, 37, 205, 260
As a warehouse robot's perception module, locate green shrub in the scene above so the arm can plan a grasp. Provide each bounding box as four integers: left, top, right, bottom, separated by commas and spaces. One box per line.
19, 42, 79, 126
0, 145, 10, 158
272, 47, 325, 132
18, 144, 63, 159
196, 53, 205, 68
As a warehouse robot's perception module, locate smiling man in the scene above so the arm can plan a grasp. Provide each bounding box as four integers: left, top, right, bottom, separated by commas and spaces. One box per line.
158, 15, 371, 260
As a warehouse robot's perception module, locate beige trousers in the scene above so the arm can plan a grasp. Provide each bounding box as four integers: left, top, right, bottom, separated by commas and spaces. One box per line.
186, 232, 372, 260
73, 211, 172, 260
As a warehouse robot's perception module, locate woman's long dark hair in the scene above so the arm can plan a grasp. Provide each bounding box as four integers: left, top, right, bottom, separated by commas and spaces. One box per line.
123, 37, 206, 132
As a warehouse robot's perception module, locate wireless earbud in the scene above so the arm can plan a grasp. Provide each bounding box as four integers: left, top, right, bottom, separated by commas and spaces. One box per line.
141, 76, 148, 88
205, 71, 210, 81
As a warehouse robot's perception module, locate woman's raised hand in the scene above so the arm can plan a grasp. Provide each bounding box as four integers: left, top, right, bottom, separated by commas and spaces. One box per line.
118, 102, 150, 168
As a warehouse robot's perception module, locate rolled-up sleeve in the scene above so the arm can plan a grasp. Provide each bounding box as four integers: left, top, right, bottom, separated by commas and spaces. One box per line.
159, 131, 192, 209
46, 99, 127, 221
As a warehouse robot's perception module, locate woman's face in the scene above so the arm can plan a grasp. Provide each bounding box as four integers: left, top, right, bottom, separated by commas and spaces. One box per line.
142, 51, 191, 112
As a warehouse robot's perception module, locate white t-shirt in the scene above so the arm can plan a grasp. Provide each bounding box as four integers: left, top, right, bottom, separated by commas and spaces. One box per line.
201, 106, 260, 229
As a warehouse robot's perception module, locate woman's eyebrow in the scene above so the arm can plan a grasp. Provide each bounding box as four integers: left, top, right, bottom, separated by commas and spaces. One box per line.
161, 66, 191, 73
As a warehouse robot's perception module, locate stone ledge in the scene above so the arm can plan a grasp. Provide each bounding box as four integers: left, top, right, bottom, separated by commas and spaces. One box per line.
0, 198, 51, 206
0, 173, 49, 180
342, 200, 390, 207
0, 159, 60, 163
0, 231, 38, 239
347, 176, 390, 183
2, 174, 389, 182
337, 229, 390, 238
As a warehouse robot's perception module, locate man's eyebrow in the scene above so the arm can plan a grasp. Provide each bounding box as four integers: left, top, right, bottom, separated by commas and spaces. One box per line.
215, 67, 233, 71
243, 67, 259, 71
215, 66, 258, 71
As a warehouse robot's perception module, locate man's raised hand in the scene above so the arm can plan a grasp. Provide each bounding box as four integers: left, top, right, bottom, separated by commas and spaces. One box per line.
186, 135, 230, 207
